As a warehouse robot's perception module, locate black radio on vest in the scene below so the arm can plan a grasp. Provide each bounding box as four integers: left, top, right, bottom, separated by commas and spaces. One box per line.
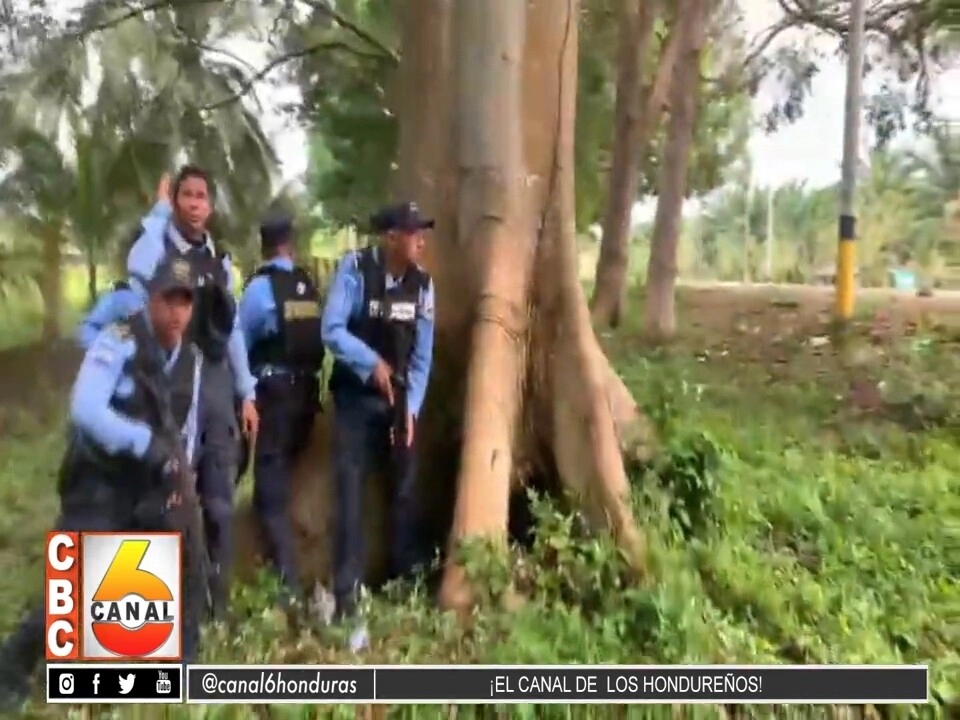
329, 246, 429, 395
247, 265, 325, 374
163, 232, 235, 361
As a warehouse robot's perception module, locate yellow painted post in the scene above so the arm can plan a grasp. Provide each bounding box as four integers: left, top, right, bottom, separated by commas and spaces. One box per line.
834, 0, 866, 321
835, 216, 856, 319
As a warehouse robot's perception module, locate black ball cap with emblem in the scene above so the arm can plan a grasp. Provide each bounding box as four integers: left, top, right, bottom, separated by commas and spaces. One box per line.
260, 213, 294, 250
148, 257, 196, 298
370, 201, 435, 234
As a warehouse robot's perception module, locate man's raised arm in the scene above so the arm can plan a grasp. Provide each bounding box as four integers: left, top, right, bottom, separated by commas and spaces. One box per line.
127, 178, 174, 294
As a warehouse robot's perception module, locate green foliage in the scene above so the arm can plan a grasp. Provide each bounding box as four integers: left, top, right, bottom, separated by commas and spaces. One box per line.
302, 0, 753, 231
681, 130, 960, 284
0, 288, 954, 718
296, 0, 399, 228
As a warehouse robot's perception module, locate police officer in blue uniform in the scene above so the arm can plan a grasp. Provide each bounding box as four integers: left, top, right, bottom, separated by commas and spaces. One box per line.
81, 167, 259, 617
321, 201, 436, 643
238, 214, 325, 601
0, 258, 204, 711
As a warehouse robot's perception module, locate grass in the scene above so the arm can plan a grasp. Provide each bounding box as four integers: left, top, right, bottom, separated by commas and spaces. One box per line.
0, 280, 956, 720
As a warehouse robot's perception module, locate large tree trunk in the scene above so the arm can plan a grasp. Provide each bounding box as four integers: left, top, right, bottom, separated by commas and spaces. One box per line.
439, 0, 532, 609
643, 0, 707, 340
436, 0, 652, 609
589, 0, 658, 327
86, 248, 98, 307
233, 0, 659, 619
590, 3, 682, 328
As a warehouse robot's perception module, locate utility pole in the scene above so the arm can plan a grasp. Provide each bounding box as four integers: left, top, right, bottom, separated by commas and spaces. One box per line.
765, 185, 774, 282
835, 0, 867, 319
744, 164, 754, 283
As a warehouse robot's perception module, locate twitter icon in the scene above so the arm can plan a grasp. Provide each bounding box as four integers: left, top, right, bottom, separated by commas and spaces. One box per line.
118, 673, 136, 695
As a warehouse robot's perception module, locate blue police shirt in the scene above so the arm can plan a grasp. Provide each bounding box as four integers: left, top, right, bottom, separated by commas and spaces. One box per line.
238, 256, 295, 361
70, 315, 203, 465
125, 199, 257, 401
320, 248, 435, 418
76, 287, 142, 350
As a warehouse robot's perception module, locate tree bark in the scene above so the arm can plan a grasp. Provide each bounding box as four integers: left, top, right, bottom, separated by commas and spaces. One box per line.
233, 0, 659, 619
590, 5, 682, 328
86, 248, 98, 306
643, 0, 707, 340
437, 0, 535, 610
590, 0, 659, 327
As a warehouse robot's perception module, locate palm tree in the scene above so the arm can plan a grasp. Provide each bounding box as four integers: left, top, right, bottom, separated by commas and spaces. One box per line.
0, 1, 286, 336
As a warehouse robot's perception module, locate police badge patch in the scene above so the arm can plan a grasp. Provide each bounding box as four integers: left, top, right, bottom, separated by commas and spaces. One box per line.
421, 287, 435, 321
172, 259, 191, 280
89, 331, 124, 365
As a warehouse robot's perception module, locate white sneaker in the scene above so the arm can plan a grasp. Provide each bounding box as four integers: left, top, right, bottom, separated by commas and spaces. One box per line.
348, 625, 369, 652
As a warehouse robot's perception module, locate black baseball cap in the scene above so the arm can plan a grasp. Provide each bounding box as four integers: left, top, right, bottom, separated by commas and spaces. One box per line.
260, 213, 294, 249
370, 201, 435, 234
148, 257, 196, 298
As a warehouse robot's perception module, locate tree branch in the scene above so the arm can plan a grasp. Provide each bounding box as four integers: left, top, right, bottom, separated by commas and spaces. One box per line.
74, 0, 223, 37
198, 40, 383, 111
742, 17, 796, 69
775, 0, 929, 42
297, 0, 399, 64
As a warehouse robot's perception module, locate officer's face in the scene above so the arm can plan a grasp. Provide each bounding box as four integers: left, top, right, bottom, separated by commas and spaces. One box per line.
388, 229, 426, 265
175, 176, 212, 234
150, 291, 194, 346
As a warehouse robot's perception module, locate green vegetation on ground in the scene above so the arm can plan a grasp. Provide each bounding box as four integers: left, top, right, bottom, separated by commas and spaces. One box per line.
0, 287, 955, 720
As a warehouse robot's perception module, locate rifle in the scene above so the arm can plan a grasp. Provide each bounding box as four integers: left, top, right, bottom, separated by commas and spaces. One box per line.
390, 373, 410, 472
134, 350, 212, 631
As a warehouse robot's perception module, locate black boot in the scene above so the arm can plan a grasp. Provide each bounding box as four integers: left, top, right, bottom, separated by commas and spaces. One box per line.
207, 563, 230, 621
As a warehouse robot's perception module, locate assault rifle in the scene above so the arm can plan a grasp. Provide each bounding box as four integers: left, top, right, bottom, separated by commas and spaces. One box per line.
134, 348, 211, 635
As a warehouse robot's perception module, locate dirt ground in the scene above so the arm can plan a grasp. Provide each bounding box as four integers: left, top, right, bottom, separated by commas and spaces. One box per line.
679, 284, 960, 335
0, 284, 956, 412
0, 339, 81, 423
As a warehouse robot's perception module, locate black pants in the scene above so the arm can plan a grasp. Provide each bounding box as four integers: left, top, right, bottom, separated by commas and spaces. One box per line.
253, 372, 318, 596
331, 388, 423, 618
0, 475, 201, 686
196, 357, 238, 614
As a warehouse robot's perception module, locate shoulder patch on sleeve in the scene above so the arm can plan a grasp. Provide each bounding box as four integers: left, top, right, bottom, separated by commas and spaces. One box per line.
88, 346, 116, 366
105, 323, 131, 340
88, 324, 133, 366
420, 284, 435, 321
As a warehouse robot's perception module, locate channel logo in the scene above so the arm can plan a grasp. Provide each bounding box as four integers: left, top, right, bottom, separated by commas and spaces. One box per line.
44, 532, 182, 660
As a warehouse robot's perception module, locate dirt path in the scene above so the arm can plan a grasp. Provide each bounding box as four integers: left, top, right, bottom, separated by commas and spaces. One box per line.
0, 283, 956, 414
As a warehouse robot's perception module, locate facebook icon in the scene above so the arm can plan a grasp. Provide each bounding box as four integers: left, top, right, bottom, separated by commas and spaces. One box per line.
92, 673, 100, 695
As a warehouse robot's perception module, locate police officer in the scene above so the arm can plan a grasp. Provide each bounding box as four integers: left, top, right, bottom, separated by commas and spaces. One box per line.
238, 214, 325, 601
87, 167, 259, 616
321, 201, 436, 645
0, 258, 204, 711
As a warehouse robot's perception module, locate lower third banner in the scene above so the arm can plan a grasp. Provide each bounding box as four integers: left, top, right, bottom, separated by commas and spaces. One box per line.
186, 665, 928, 704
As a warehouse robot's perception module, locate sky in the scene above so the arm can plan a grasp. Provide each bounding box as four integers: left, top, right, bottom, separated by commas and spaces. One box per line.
250, 0, 959, 206
50, 0, 959, 199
